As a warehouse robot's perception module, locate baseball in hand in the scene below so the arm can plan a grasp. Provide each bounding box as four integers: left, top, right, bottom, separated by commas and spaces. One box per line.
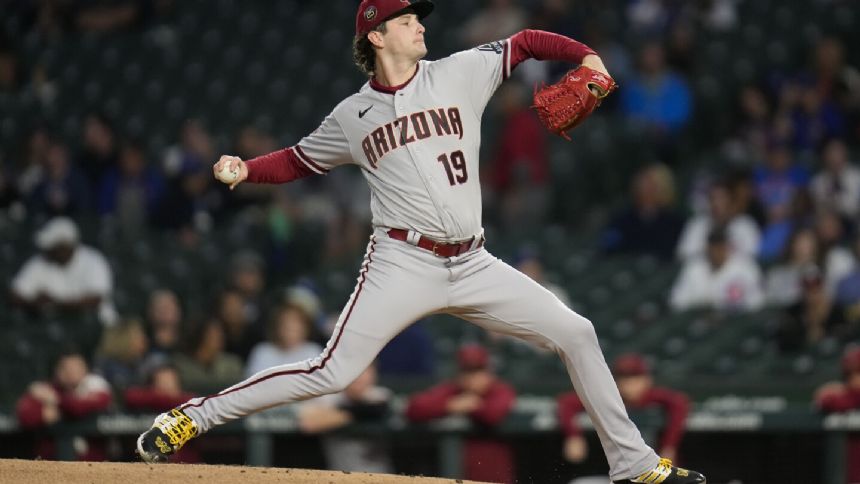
215, 162, 240, 184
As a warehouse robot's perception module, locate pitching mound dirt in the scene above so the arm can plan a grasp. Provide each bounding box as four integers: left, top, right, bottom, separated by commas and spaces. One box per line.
0, 459, 487, 484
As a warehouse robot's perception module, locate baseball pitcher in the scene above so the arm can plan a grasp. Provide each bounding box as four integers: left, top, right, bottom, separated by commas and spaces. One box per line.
138, 2, 705, 483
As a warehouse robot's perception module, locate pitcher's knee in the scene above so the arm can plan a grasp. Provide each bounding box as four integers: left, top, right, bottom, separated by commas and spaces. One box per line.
565, 312, 598, 344
539, 311, 597, 348
319, 367, 362, 395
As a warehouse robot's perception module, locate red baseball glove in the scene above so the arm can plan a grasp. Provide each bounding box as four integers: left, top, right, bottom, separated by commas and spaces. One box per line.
532, 65, 618, 140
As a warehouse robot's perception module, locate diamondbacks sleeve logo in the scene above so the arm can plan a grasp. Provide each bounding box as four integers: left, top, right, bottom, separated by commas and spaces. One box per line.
476, 40, 504, 54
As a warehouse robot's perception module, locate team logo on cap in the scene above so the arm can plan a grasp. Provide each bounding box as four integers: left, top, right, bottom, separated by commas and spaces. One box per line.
365, 6, 377, 21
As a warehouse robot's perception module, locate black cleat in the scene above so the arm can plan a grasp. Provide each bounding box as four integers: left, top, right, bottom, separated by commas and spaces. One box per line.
136, 408, 199, 463
614, 458, 706, 484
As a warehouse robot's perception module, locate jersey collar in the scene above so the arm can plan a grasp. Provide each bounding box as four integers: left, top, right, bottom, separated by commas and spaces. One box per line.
369, 63, 420, 95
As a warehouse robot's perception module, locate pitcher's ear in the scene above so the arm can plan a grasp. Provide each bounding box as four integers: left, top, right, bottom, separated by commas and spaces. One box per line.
368, 30, 384, 48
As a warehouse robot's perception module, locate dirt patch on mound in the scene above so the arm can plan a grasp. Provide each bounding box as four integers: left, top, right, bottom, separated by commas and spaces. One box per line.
0, 459, 486, 484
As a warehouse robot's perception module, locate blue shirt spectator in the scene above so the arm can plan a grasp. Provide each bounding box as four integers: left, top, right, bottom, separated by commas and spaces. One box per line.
98, 143, 164, 229
377, 321, 435, 377
753, 144, 810, 215
621, 42, 692, 134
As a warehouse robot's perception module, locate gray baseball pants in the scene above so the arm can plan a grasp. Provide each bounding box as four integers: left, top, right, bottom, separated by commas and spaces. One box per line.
179, 228, 659, 480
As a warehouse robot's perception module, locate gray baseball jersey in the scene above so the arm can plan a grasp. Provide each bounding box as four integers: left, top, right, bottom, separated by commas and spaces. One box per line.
176, 39, 660, 481
294, 40, 512, 241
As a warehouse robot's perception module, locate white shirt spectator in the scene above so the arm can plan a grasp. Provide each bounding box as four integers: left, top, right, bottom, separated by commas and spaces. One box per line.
810, 165, 860, 219
825, 246, 856, 294
676, 215, 761, 261
766, 249, 855, 306
670, 253, 765, 312
12, 245, 117, 326
765, 265, 804, 306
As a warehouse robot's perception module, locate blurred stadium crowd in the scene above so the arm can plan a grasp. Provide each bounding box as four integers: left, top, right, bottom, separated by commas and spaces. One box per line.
2, 0, 860, 482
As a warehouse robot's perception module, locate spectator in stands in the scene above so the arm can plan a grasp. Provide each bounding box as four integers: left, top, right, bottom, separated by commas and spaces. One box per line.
810, 138, 860, 221
29, 140, 92, 216
814, 210, 856, 294
146, 289, 183, 359
9, 217, 118, 326
98, 141, 165, 233
726, 84, 773, 165
620, 41, 692, 141
16, 350, 112, 460
814, 346, 860, 483
835, 236, 860, 325
229, 250, 267, 328
94, 318, 150, 391
601, 163, 684, 260
726, 168, 767, 229
753, 140, 810, 227
670, 228, 765, 312
173, 318, 243, 394
558, 354, 690, 465
765, 228, 820, 306
297, 364, 394, 473
461, 0, 527, 48
245, 302, 323, 377
484, 82, 549, 234
77, 113, 119, 187
282, 283, 325, 339
813, 37, 860, 108
812, 37, 860, 143
376, 320, 435, 378
758, 188, 815, 263
155, 158, 226, 236
218, 288, 261, 362
162, 119, 216, 180
776, 266, 849, 352
16, 127, 51, 199
124, 364, 200, 463
779, 79, 846, 153
677, 181, 761, 261
406, 344, 517, 484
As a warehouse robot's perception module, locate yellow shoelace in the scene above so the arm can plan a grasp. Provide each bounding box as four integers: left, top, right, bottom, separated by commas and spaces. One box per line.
635, 458, 674, 483
162, 410, 198, 448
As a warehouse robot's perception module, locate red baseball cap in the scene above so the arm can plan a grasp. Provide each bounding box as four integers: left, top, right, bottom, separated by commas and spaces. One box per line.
355, 0, 434, 37
457, 344, 489, 371
612, 353, 651, 377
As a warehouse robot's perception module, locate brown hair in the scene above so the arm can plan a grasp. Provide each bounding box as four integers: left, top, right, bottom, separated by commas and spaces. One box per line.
352, 22, 387, 77
267, 303, 317, 344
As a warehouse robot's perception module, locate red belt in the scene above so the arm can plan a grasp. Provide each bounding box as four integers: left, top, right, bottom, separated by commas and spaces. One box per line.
386, 228, 484, 257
